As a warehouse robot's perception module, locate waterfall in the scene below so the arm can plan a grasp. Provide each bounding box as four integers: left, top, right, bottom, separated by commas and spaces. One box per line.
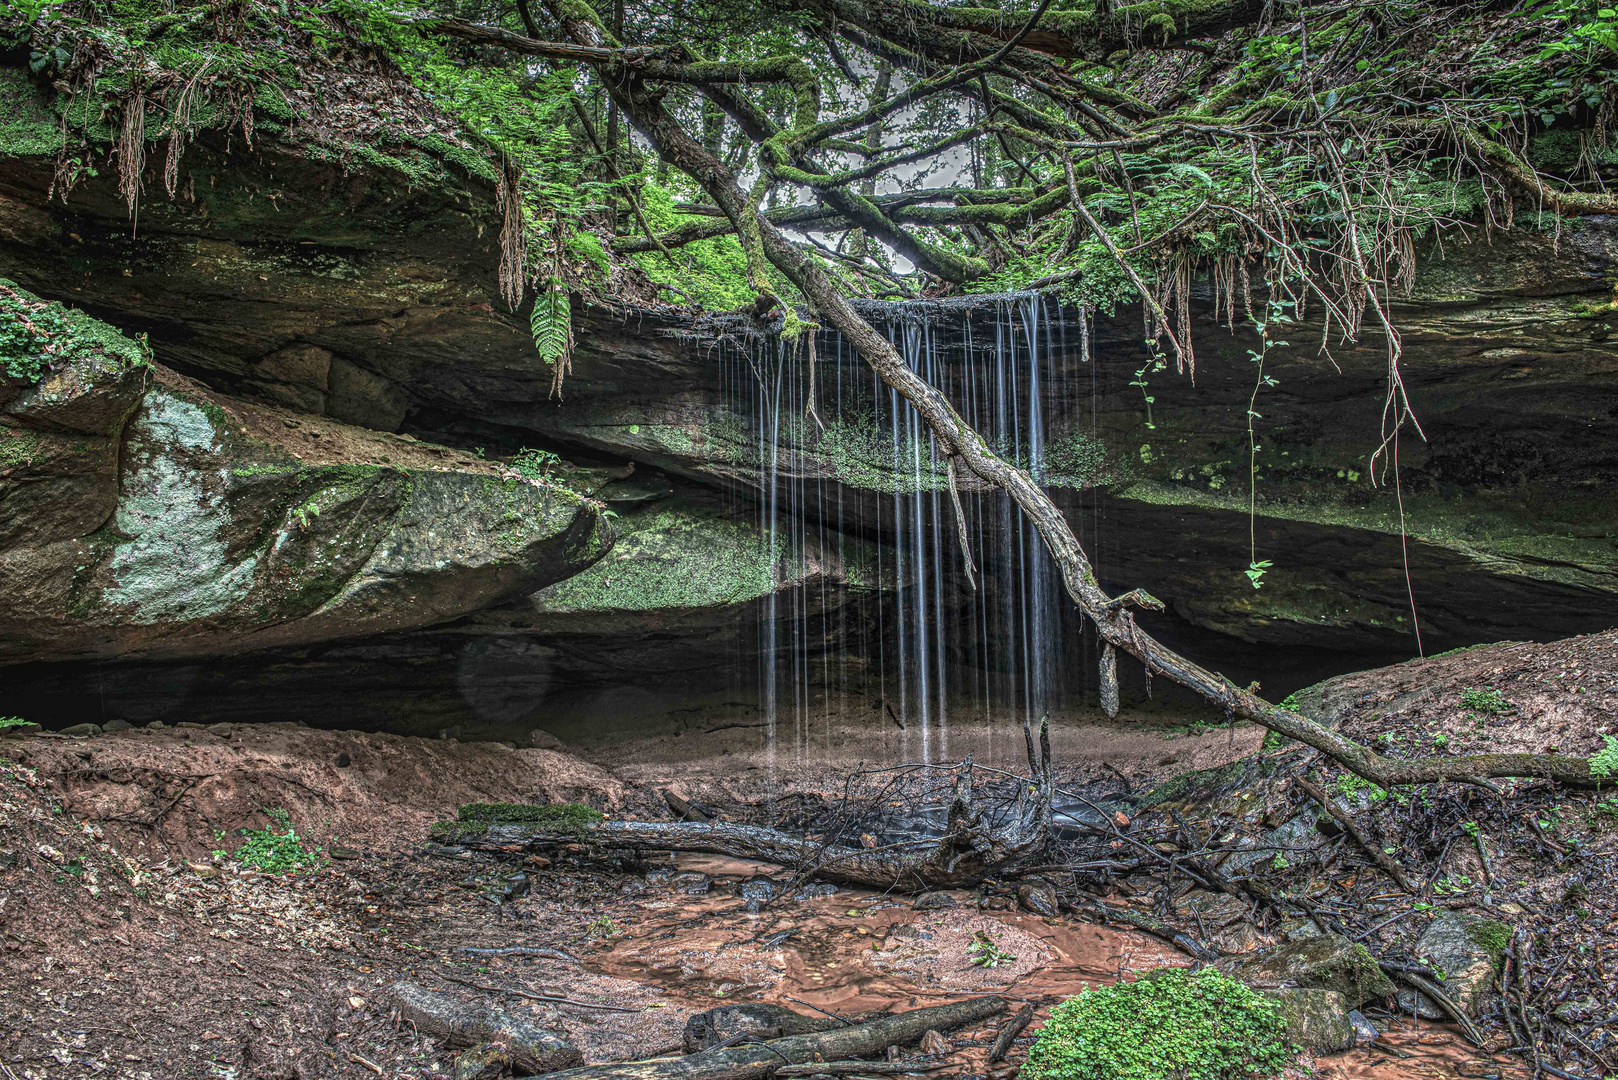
728, 296, 1089, 761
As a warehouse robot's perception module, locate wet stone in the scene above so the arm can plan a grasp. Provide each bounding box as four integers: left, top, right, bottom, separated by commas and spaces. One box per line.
57, 723, 101, 738
1396, 910, 1506, 1018
1263, 988, 1354, 1053
914, 891, 956, 911
102, 719, 134, 732
792, 881, 837, 900
1348, 1009, 1380, 1044
1215, 932, 1396, 1008
1016, 880, 1060, 918
207, 723, 234, 739
738, 875, 781, 902
668, 871, 711, 895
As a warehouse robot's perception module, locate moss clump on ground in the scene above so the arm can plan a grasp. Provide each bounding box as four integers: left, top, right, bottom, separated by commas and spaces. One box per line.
427, 820, 492, 842
456, 802, 604, 826
1466, 917, 1513, 971
1021, 968, 1293, 1080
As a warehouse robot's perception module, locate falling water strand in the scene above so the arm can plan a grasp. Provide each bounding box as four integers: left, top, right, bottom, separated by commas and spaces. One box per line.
731, 297, 1081, 760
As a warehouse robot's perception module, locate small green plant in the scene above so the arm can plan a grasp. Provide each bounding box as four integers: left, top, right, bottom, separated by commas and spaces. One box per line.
1242, 301, 1288, 591
291, 500, 322, 530
1461, 821, 1479, 837
1336, 773, 1388, 802
0, 716, 32, 730
1271, 854, 1291, 871
1459, 687, 1511, 714
1591, 796, 1618, 826
1022, 967, 1292, 1080
1129, 352, 1166, 430
587, 915, 616, 938
1434, 874, 1474, 897
512, 447, 561, 481
215, 808, 325, 874
1432, 732, 1450, 748
968, 930, 1018, 968
1590, 735, 1618, 781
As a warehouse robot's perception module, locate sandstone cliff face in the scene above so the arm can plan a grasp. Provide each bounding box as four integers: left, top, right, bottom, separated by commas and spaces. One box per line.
2, 64, 1616, 727
0, 282, 611, 662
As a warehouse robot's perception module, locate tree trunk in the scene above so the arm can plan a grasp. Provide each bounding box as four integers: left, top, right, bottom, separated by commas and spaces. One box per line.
471, 736, 1051, 890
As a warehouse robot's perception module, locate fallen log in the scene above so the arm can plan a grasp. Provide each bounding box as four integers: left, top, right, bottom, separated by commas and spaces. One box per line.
774, 1064, 947, 1076
391, 982, 582, 1076
458, 722, 1054, 891
533, 997, 1006, 1080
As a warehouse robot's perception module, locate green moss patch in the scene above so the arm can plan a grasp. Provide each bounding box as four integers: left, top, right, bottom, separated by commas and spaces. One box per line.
1466, 918, 1513, 971
427, 820, 492, 842
1022, 968, 1293, 1080
456, 802, 603, 826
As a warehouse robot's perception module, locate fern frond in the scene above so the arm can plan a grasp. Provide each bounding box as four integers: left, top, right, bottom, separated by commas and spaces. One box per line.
531, 278, 572, 366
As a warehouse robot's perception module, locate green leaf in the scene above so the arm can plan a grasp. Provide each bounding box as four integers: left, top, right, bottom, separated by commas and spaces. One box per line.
530, 278, 573, 366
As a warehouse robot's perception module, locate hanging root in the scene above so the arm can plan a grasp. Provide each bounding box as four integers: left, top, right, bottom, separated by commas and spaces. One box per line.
117, 90, 147, 224
496, 161, 526, 311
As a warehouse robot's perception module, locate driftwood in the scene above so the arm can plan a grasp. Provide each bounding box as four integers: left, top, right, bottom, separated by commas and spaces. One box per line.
987, 1003, 1035, 1064
684, 1004, 841, 1053
470, 719, 1054, 891
534, 998, 1006, 1080
1069, 896, 1219, 962
390, 982, 582, 1075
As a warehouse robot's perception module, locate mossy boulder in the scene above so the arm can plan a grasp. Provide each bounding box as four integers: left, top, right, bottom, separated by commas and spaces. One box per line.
1215, 933, 1396, 1009
517, 492, 887, 628
1396, 910, 1510, 1018
1260, 987, 1355, 1053
1021, 968, 1293, 1080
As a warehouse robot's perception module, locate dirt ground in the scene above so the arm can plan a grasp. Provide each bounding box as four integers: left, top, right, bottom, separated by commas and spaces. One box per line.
2, 635, 1613, 1079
